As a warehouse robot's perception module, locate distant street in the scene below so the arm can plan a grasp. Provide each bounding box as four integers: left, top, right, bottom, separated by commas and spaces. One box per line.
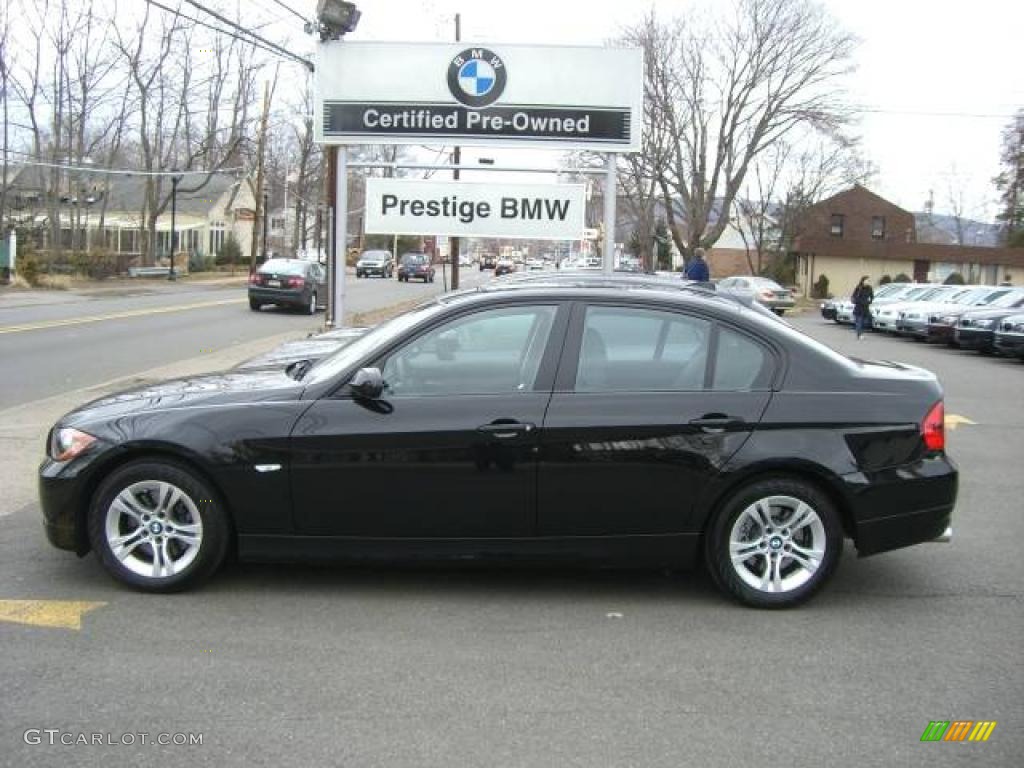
0, 269, 489, 408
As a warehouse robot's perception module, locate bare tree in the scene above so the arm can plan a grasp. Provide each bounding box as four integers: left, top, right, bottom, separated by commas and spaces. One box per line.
627, 1, 855, 262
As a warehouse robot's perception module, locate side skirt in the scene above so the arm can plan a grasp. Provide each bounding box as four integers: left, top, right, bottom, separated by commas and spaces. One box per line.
237, 533, 699, 570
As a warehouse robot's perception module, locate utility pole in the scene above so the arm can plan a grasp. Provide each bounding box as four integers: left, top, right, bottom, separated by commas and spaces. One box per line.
325, 146, 337, 327
249, 81, 271, 274
450, 13, 461, 290
262, 191, 269, 260
168, 172, 181, 280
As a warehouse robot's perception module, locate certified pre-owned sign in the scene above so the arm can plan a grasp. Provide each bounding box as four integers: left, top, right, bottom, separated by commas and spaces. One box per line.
316, 43, 643, 152
364, 179, 586, 240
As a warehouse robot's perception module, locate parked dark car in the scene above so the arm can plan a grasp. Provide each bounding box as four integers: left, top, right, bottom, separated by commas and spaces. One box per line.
39, 280, 957, 607
479, 254, 497, 270
820, 299, 837, 321
248, 258, 326, 314
397, 252, 435, 283
952, 289, 1024, 352
494, 258, 516, 277
993, 312, 1024, 358
355, 250, 394, 278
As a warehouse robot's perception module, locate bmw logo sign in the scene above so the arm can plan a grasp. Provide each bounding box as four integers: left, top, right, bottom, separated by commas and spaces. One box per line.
447, 48, 507, 108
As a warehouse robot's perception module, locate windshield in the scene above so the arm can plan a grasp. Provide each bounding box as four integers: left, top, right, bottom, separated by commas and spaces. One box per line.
991, 289, 1024, 308
974, 288, 1014, 306
360, 251, 388, 262
303, 302, 446, 385
259, 259, 306, 275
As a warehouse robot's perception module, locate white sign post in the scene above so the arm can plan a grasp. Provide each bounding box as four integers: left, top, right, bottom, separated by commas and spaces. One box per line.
365, 179, 586, 240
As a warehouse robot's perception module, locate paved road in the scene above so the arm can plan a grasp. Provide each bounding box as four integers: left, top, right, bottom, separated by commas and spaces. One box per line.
0, 269, 489, 407
0, 310, 1020, 767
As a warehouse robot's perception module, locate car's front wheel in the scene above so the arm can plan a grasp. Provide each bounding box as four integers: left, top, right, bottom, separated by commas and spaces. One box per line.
88, 460, 230, 592
705, 477, 842, 608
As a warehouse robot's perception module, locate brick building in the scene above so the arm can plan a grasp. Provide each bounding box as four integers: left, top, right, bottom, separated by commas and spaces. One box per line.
792, 184, 1024, 297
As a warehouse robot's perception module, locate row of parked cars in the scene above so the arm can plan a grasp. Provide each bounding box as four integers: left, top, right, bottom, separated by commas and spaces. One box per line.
821, 282, 1024, 358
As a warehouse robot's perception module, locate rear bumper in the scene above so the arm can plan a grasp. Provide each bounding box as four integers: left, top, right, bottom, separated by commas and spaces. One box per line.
845, 454, 958, 556
248, 286, 309, 305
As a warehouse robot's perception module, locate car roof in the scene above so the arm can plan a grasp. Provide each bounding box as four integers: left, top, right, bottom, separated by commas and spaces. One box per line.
432, 270, 782, 320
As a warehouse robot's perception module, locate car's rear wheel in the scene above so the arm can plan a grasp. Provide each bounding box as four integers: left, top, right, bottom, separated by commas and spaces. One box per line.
705, 478, 842, 608
249, 298, 261, 311
88, 461, 230, 592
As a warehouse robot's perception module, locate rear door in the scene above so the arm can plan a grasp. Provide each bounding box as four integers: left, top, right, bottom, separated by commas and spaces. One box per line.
538, 302, 775, 536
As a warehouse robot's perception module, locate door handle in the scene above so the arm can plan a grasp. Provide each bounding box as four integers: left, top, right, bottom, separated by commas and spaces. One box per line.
689, 414, 745, 433
477, 421, 535, 439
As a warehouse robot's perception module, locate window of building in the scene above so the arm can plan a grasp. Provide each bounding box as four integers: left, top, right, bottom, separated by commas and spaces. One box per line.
872, 216, 886, 240
830, 214, 844, 238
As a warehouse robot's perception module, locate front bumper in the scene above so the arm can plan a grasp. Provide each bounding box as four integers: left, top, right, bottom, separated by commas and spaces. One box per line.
994, 332, 1024, 357
926, 324, 957, 343
955, 327, 994, 350
39, 455, 96, 555
896, 317, 929, 337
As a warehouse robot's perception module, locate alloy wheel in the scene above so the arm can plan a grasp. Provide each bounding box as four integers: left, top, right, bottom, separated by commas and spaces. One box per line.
104, 480, 203, 579
728, 494, 826, 594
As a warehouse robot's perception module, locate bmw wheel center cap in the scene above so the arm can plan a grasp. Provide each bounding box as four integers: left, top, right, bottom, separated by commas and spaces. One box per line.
448, 48, 507, 108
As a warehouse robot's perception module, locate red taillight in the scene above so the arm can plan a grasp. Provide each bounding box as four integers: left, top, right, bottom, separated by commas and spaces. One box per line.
286, 276, 305, 288
760, 290, 774, 300
248, 273, 259, 284
922, 400, 945, 452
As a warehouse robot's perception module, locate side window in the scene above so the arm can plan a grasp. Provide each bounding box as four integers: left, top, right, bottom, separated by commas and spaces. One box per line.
576, 306, 710, 392
381, 306, 557, 396
712, 326, 771, 390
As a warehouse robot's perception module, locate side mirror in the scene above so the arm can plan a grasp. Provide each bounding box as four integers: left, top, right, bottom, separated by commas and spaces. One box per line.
350, 367, 385, 400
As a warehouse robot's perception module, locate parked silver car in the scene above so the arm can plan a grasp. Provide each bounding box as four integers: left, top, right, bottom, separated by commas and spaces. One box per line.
717, 276, 795, 315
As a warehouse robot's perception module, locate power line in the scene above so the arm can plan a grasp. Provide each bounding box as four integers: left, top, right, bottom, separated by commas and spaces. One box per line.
179, 0, 314, 71
143, 0, 308, 67
264, 0, 309, 23
5, 156, 245, 178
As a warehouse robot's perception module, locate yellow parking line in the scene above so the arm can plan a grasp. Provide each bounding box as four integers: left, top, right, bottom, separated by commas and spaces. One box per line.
944, 414, 976, 430
0, 600, 107, 630
0, 298, 245, 335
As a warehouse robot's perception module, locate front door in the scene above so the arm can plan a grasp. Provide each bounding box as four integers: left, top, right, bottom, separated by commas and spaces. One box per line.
290, 303, 565, 538
539, 303, 774, 536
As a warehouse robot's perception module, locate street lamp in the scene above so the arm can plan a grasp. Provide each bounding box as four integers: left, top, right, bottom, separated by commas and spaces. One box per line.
168, 171, 183, 280
313, 0, 360, 40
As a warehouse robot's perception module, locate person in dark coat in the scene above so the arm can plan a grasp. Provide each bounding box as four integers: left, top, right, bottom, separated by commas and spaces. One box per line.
684, 248, 710, 283
851, 275, 874, 339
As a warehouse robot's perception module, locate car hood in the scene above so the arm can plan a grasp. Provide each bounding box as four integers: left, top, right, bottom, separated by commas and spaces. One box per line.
61, 369, 305, 428
961, 306, 1024, 321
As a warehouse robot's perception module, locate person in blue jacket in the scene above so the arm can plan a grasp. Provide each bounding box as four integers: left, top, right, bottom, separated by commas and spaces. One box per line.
684, 247, 710, 282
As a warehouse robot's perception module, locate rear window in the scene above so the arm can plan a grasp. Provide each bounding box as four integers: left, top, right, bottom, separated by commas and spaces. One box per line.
259, 259, 306, 275
402, 253, 426, 265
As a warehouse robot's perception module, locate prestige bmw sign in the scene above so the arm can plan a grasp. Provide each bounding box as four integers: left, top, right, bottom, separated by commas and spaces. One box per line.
315, 42, 643, 152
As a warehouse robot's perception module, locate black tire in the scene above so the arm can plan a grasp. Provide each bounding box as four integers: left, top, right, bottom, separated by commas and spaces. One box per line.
704, 477, 842, 608
249, 298, 261, 311
87, 460, 230, 592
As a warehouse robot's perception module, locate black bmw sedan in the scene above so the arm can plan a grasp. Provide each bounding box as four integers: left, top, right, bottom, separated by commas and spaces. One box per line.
39, 281, 957, 607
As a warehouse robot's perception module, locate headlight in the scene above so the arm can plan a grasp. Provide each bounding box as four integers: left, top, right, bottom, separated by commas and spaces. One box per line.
1012, 323, 1024, 333
49, 427, 97, 462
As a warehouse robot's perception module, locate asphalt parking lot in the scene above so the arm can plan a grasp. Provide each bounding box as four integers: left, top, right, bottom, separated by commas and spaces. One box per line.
0, 311, 1021, 767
